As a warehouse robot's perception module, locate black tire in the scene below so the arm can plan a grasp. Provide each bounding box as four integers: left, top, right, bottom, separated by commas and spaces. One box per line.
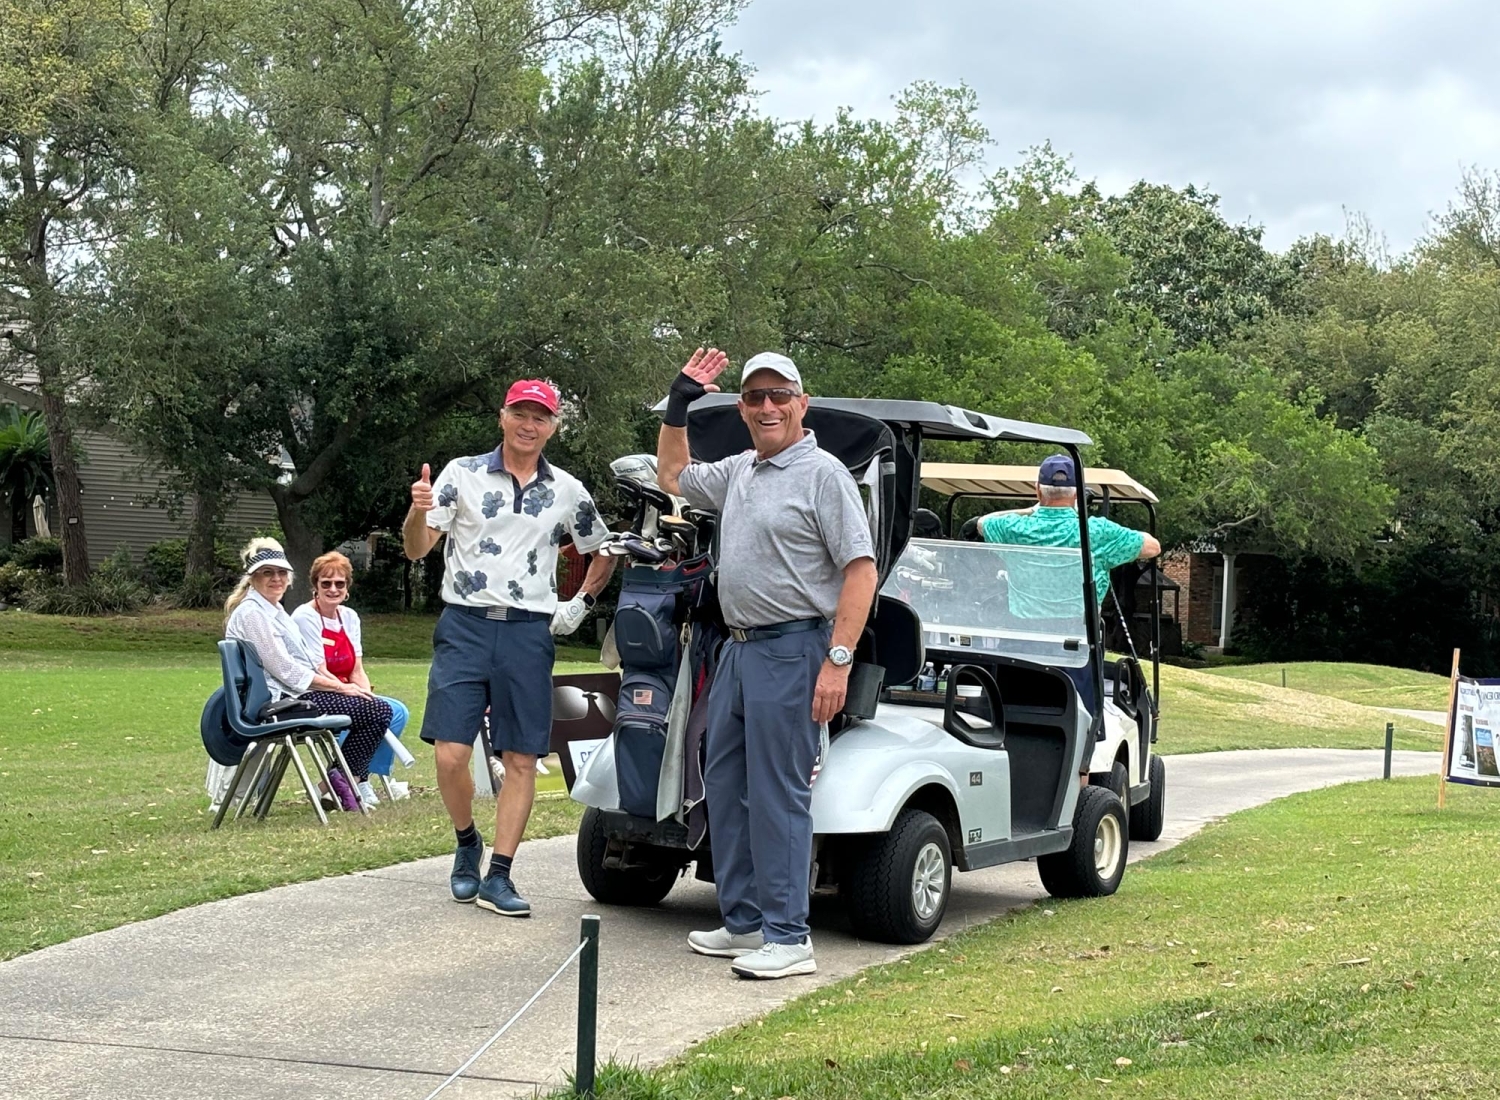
1090, 760, 1129, 806
575, 806, 678, 907
843, 808, 952, 945
1038, 785, 1129, 899
1129, 754, 1166, 842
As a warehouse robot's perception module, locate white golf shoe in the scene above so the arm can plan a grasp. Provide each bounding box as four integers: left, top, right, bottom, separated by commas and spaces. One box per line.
731, 937, 817, 979
687, 926, 764, 958
356, 780, 380, 808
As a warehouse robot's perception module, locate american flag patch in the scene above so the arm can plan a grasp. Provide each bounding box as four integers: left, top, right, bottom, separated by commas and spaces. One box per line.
632, 688, 653, 706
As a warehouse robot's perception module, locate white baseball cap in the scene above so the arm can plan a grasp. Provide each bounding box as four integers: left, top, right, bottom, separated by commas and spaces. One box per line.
740, 352, 803, 391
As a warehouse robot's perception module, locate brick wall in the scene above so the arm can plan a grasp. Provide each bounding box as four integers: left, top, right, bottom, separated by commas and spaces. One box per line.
1163, 551, 1221, 645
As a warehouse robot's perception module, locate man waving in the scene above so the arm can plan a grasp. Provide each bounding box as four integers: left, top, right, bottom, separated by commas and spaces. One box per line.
656, 349, 877, 979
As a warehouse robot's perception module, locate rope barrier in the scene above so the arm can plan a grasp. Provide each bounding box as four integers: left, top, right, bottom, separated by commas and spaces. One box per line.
421, 938, 590, 1100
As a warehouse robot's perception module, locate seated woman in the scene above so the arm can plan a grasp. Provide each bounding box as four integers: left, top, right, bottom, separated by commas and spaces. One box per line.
291, 551, 411, 801
223, 538, 392, 811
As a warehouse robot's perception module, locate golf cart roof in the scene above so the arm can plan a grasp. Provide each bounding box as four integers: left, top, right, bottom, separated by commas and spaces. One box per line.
921, 463, 1159, 504
655, 394, 1093, 445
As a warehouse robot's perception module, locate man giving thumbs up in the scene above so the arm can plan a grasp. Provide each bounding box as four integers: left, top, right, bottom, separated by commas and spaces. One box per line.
403, 380, 615, 918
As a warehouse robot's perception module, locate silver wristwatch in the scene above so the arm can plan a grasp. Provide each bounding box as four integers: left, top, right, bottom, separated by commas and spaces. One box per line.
827, 644, 854, 667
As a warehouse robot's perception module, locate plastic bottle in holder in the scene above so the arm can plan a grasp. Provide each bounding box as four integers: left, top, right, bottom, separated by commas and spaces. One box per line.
917, 662, 937, 693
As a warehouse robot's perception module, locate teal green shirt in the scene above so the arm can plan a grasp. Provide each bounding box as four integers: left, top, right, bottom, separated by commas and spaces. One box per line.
978, 507, 1146, 620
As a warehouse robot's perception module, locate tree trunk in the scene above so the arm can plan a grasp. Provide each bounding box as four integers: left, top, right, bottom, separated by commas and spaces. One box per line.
186, 486, 224, 578
9, 492, 25, 546
35, 387, 91, 584
269, 485, 324, 607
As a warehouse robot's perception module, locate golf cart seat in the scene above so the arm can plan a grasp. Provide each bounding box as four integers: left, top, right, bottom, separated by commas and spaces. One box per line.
837, 596, 924, 728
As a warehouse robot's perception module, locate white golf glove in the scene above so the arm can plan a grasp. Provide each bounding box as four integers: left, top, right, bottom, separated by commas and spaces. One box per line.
550, 594, 591, 636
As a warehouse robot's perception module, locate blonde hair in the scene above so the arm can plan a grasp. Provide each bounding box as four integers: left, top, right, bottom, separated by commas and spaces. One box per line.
224, 537, 289, 617
310, 551, 353, 588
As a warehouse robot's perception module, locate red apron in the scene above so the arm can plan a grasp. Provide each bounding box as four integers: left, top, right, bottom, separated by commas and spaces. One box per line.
321, 614, 357, 682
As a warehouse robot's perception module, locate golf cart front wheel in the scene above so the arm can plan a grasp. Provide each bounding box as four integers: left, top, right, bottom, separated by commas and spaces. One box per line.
576, 806, 678, 907
1038, 785, 1128, 899
842, 807, 952, 945
1129, 754, 1166, 842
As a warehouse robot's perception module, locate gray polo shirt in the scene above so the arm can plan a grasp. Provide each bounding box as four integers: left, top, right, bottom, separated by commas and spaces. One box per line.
677, 431, 875, 628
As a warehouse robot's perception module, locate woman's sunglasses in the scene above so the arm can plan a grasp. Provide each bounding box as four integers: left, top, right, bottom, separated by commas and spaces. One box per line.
740, 387, 800, 407
317, 579, 348, 591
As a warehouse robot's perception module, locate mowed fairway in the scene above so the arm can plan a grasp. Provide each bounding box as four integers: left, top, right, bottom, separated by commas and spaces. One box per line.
581, 779, 1497, 1100
1204, 661, 1453, 712
0, 644, 587, 962
1157, 663, 1445, 755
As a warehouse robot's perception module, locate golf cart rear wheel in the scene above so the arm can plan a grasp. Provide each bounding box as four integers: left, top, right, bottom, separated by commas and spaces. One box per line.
1089, 760, 1129, 806
576, 806, 678, 907
1038, 785, 1128, 899
1129, 754, 1166, 842
842, 808, 952, 945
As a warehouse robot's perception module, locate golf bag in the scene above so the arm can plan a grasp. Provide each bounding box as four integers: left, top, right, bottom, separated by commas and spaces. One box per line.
611, 555, 721, 818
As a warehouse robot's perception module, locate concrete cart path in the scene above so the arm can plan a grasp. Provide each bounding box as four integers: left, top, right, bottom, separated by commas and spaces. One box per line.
0, 749, 1440, 1100
1380, 708, 1447, 727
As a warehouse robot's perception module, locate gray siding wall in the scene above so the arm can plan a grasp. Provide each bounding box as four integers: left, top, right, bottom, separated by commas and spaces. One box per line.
1, 380, 279, 563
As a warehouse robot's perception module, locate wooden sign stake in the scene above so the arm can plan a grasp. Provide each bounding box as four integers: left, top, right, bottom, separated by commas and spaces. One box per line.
1439, 648, 1460, 809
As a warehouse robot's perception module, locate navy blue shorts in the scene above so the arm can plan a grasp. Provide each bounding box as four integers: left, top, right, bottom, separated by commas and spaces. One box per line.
420, 605, 555, 757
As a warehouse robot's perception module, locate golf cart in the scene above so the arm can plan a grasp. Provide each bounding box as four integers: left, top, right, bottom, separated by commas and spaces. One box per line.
917, 462, 1166, 842
550, 397, 1150, 945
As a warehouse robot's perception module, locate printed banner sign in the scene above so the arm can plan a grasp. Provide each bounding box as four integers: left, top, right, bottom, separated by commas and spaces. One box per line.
1447, 677, 1500, 788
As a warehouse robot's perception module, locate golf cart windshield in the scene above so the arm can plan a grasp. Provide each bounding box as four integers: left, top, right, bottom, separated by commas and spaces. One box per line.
881, 538, 1090, 668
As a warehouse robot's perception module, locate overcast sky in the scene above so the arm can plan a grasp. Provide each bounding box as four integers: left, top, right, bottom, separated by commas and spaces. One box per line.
722, 0, 1500, 253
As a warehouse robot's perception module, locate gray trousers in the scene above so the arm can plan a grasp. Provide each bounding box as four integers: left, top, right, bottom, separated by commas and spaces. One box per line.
704, 625, 831, 944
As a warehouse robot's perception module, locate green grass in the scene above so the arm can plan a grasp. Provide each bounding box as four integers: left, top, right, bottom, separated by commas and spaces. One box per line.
0, 606, 599, 663
0, 649, 592, 961
1203, 661, 1453, 713
1156, 663, 1446, 755
575, 779, 1499, 1100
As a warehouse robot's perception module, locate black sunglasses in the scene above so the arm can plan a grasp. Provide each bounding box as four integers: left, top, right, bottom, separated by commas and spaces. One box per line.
740, 387, 800, 407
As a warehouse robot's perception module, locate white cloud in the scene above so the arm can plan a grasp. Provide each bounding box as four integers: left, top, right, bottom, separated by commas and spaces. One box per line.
722, 0, 1500, 251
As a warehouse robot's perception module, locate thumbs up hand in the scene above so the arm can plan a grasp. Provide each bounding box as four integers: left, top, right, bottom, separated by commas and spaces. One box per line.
411, 463, 435, 512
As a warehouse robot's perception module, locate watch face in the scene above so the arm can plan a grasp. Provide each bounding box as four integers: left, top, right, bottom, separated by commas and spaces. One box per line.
830, 645, 853, 666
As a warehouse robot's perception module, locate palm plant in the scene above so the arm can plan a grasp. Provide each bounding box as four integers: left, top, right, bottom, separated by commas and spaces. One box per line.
0, 403, 54, 545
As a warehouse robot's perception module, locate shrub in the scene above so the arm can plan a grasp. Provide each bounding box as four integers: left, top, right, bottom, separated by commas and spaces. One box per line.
143, 537, 242, 593
10, 536, 63, 572
142, 538, 188, 589
0, 561, 34, 603
173, 571, 227, 609
19, 571, 150, 615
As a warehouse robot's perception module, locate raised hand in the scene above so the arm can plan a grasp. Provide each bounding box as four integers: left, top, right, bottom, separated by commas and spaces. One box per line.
411, 463, 434, 511
665, 348, 730, 428
680, 347, 729, 393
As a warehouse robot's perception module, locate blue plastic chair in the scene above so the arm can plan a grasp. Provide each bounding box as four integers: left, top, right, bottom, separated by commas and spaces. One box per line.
210, 640, 361, 827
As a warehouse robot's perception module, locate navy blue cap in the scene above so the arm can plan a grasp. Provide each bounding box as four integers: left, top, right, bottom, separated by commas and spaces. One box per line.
1038, 453, 1076, 488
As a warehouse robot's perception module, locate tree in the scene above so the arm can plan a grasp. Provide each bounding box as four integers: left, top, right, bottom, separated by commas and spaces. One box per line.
0, 0, 150, 583
0, 402, 52, 543
1081, 181, 1299, 351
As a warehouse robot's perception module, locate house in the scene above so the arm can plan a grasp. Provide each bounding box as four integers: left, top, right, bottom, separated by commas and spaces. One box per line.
1161, 547, 1263, 651
0, 377, 279, 565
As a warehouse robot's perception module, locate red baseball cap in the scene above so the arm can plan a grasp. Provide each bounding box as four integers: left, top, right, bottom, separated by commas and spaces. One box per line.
504, 379, 560, 415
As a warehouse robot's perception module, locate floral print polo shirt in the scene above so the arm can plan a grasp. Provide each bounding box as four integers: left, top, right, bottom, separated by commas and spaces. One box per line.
424, 448, 608, 612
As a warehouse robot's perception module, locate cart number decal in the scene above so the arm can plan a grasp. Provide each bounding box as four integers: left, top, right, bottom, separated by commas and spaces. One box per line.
632, 688, 653, 705
968, 828, 982, 843
969, 771, 983, 786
